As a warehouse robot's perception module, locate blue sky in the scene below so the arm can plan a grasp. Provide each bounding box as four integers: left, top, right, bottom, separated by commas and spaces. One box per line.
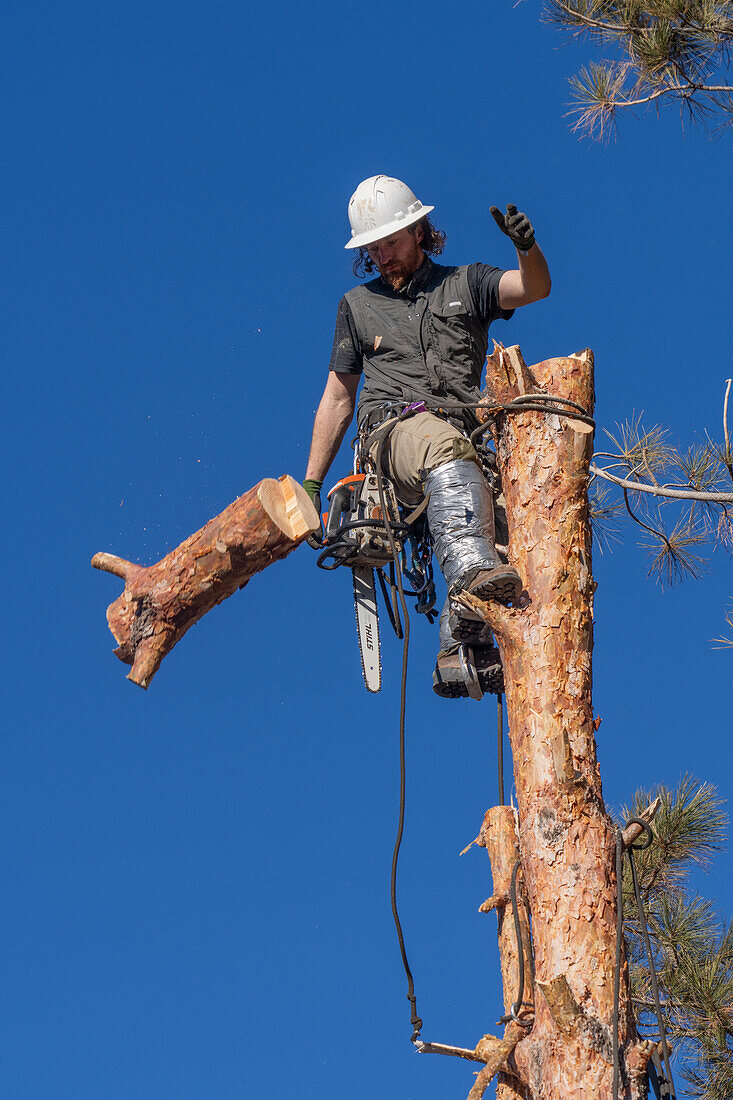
3, 1, 731, 1097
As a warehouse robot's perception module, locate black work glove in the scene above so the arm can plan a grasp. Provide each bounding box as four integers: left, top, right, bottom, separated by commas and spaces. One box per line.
490, 204, 535, 253
303, 478, 324, 549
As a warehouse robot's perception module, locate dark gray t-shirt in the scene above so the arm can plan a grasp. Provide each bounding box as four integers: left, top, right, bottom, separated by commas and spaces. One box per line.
328, 262, 512, 375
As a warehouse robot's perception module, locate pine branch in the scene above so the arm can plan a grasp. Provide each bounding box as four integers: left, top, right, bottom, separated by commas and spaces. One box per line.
590, 464, 733, 503
544, 0, 733, 135
588, 390, 733, 581
618, 779, 733, 1097
620, 777, 727, 897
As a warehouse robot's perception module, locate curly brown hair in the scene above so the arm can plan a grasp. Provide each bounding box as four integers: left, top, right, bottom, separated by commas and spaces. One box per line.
351, 215, 447, 278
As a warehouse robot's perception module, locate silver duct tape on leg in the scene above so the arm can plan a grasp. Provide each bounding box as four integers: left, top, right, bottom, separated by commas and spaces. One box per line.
425, 458, 500, 592
438, 599, 455, 652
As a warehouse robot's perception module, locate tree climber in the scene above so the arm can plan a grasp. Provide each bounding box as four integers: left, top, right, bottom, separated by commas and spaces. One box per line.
304, 175, 551, 698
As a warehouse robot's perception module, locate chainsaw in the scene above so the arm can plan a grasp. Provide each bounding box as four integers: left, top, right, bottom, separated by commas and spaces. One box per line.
316, 471, 436, 692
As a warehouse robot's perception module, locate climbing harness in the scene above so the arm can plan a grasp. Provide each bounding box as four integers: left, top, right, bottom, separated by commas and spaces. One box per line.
613, 822, 677, 1100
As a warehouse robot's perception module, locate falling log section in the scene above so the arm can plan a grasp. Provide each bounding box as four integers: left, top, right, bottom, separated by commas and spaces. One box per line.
92, 475, 319, 689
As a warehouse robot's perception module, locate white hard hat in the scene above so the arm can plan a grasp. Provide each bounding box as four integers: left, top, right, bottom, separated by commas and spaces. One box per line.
345, 175, 434, 250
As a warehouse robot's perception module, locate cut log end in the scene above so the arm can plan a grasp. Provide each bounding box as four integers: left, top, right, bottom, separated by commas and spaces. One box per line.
257, 476, 320, 540
567, 418, 594, 435
622, 796, 662, 848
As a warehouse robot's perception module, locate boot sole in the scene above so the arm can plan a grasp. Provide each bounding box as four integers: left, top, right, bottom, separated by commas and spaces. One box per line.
432, 670, 505, 698
448, 615, 492, 644
448, 569, 523, 643
466, 570, 522, 606
432, 654, 505, 699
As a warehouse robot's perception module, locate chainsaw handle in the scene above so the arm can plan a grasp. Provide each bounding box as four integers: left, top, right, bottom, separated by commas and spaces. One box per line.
315, 541, 359, 571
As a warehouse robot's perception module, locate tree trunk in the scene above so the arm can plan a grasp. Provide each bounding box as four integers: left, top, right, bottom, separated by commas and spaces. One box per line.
461, 345, 647, 1098
92, 474, 318, 689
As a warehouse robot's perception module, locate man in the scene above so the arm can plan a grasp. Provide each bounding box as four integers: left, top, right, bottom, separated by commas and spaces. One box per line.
304, 175, 551, 698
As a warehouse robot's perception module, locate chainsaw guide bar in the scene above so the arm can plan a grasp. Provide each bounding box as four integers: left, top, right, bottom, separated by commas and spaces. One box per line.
353, 565, 381, 692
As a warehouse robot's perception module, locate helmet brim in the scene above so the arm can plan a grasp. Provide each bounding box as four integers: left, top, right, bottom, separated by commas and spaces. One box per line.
344, 205, 435, 250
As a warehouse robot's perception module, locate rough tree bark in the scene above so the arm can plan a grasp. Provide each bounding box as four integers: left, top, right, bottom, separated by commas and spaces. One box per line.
477, 805, 534, 1098
455, 345, 652, 1098
92, 474, 318, 689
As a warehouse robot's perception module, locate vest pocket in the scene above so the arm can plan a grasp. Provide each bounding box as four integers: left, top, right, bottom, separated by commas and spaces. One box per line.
429, 304, 476, 377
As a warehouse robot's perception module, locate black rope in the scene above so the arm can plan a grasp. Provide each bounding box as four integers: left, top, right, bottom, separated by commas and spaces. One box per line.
649, 1053, 673, 1098
469, 393, 595, 445
498, 860, 534, 1029
375, 567, 402, 638
373, 414, 423, 1044
613, 821, 676, 1100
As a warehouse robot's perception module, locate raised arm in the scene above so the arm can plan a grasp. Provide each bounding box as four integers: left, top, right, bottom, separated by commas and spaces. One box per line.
305, 370, 360, 485
490, 203, 552, 310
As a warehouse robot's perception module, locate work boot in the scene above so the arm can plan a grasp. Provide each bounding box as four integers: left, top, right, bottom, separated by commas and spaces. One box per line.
438, 594, 494, 647
433, 644, 504, 699
425, 459, 522, 639
452, 562, 523, 612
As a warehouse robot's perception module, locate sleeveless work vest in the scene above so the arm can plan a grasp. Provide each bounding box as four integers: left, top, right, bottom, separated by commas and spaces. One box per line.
345, 260, 488, 430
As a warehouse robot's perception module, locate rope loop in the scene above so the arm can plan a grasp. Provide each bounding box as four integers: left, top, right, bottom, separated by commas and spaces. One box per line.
469, 393, 596, 449
499, 860, 535, 1030
625, 817, 654, 851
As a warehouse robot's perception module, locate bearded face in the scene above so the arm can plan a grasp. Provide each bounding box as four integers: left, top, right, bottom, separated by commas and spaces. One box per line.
366, 224, 425, 290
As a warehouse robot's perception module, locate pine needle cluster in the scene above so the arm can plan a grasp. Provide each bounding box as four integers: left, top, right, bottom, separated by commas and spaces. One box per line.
592, 410, 733, 585
713, 605, 733, 647
589, 478, 625, 551
617, 777, 733, 1098
543, 0, 733, 137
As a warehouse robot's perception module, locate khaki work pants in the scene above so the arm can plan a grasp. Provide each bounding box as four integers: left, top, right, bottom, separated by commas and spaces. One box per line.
366, 411, 479, 506
366, 409, 509, 553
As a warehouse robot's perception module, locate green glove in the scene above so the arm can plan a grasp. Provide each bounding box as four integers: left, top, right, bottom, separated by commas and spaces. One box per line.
490, 203, 535, 253
303, 478, 324, 548
303, 478, 323, 511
